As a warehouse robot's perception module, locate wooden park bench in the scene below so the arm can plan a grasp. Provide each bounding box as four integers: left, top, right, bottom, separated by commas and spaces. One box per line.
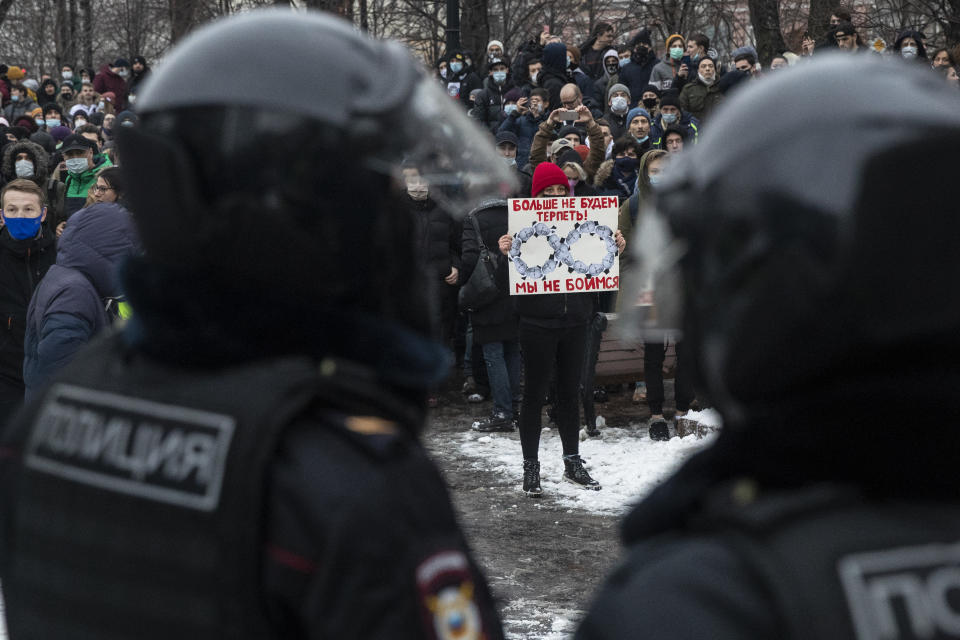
580, 312, 675, 436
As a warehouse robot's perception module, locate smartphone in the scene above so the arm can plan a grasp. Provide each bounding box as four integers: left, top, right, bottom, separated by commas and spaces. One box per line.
560, 110, 579, 121
542, 24, 550, 34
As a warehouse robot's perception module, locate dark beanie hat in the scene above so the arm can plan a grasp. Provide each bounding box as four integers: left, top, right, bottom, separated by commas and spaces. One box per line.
642, 84, 661, 97
659, 93, 681, 110
631, 29, 652, 47
504, 87, 523, 103
531, 162, 569, 197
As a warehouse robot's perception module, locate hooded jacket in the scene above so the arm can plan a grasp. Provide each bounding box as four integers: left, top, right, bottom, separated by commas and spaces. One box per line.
2, 97, 39, 124
619, 34, 659, 104
92, 64, 129, 111
63, 154, 113, 218
593, 49, 621, 109
1, 140, 66, 229
539, 42, 570, 111
650, 53, 685, 91
23, 202, 138, 399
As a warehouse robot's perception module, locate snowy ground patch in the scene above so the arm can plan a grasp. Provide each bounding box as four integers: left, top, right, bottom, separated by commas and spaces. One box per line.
500, 599, 580, 640
460, 410, 720, 516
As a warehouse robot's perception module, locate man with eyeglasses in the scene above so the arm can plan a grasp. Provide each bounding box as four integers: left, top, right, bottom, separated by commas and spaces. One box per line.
60, 133, 112, 218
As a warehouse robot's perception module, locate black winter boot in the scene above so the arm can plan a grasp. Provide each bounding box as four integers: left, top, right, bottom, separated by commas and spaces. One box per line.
472, 411, 514, 433
522, 459, 542, 497
563, 455, 600, 490
648, 418, 670, 441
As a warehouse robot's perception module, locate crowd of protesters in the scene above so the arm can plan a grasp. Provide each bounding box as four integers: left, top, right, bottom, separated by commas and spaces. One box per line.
423, 13, 959, 493
0, 57, 143, 426
0, 11, 955, 496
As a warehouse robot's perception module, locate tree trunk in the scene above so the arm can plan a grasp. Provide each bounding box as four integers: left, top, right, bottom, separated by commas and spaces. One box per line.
55, 0, 68, 69
460, 0, 489, 58
945, 0, 960, 46
0, 0, 16, 33
359, 0, 368, 30
807, 0, 834, 42
67, 0, 79, 66
746, 0, 787, 64
81, 0, 93, 70
170, 0, 198, 43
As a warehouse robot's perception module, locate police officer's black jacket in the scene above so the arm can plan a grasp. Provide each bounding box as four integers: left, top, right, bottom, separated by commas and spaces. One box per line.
0, 258, 504, 640
576, 370, 960, 639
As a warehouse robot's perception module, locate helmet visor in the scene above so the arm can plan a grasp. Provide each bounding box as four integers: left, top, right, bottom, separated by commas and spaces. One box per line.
367, 75, 518, 219
618, 200, 689, 343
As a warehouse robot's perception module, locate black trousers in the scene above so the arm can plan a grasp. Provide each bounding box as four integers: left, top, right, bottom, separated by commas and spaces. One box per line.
643, 339, 695, 415
518, 322, 588, 460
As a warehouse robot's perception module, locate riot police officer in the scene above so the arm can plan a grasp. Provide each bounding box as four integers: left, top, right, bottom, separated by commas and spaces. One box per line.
577, 55, 960, 639
0, 10, 515, 639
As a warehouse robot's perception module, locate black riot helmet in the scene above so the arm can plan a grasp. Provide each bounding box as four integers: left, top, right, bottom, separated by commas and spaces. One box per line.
630, 55, 960, 423
118, 10, 514, 376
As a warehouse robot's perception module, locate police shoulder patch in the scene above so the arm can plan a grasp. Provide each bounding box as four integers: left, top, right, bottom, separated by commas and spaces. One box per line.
25, 384, 235, 512
416, 549, 489, 640
839, 541, 960, 640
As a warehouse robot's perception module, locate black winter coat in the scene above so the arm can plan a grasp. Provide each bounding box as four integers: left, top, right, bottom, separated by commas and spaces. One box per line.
619, 56, 658, 106
410, 196, 461, 280
538, 67, 568, 112
460, 206, 518, 345
0, 227, 55, 390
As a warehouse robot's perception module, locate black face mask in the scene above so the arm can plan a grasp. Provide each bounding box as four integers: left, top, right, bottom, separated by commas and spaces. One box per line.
605, 64, 619, 75
642, 97, 658, 109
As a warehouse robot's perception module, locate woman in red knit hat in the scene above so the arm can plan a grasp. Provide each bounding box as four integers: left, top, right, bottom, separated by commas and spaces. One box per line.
497, 162, 625, 496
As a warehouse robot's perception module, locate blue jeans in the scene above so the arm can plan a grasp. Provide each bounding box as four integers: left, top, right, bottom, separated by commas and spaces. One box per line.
481, 340, 521, 418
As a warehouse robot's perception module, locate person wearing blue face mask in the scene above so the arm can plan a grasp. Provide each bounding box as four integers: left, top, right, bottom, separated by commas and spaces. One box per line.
60, 133, 112, 218
471, 58, 515, 133
444, 50, 482, 111
3, 84, 39, 124
0, 179, 56, 424
625, 106, 653, 151
650, 34, 687, 91
41, 103, 66, 130
649, 92, 700, 147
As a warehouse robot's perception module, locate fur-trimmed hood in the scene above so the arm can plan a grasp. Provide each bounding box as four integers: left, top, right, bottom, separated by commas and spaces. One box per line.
1, 139, 49, 184
593, 158, 614, 187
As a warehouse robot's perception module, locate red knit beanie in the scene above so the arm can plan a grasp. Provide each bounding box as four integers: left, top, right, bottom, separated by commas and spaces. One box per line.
531, 162, 569, 197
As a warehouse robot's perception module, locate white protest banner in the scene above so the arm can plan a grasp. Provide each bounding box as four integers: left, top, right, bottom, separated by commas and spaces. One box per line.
507, 195, 620, 296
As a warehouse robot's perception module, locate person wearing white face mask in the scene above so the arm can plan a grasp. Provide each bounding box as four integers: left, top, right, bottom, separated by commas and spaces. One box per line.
472, 58, 515, 133
1, 140, 66, 232
650, 34, 687, 91
679, 57, 724, 121
401, 163, 461, 408
893, 29, 927, 62
93, 57, 131, 111
444, 51, 482, 111
602, 83, 632, 140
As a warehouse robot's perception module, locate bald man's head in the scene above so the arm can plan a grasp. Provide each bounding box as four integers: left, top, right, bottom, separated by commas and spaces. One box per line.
560, 83, 582, 110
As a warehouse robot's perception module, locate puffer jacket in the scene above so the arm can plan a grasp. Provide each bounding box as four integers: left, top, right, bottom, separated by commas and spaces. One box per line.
23, 202, 138, 400
1, 140, 66, 230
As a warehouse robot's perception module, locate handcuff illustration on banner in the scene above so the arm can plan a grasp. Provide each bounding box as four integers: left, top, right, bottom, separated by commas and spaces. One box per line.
508, 220, 618, 281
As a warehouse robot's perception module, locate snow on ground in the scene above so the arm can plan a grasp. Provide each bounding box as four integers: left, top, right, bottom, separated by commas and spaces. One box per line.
460, 409, 720, 516
500, 598, 580, 640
